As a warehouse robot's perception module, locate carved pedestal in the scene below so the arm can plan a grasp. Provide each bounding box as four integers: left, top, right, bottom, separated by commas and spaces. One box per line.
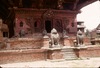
74, 47, 87, 58
47, 48, 63, 60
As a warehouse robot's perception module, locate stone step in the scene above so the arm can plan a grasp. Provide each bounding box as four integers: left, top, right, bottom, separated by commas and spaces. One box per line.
63, 53, 76, 56
65, 58, 77, 60
64, 55, 78, 60
62, 49, 73, 52
64, 56, 77, 58
64, 54, 77, 58
63, 52, 75, 54
62, 48, 78, 60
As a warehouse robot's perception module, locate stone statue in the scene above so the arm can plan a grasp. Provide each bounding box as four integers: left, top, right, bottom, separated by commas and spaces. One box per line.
50, 28, 60, 48
63, 30, 68, 38
42, 29, 47, 36
19, 29, 25, 37
76, 30, 84, 46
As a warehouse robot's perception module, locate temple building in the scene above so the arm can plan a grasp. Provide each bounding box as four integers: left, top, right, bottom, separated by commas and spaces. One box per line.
0, 0, 100, 64
0, 0, 97, 38
14, 8, 78, 37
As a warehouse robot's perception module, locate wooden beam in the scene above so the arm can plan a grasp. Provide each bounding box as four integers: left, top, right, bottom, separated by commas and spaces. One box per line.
73, 0, 79, 10
77, 0, 98, 10
64, 0, 75, 3
8, 0, 14, 7
19, 0, 23, 7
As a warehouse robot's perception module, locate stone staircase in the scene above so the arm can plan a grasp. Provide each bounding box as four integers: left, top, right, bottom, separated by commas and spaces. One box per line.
62, 47, 78, 60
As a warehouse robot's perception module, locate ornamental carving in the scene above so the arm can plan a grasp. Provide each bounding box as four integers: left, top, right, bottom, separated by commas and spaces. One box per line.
43, 9, 54, 19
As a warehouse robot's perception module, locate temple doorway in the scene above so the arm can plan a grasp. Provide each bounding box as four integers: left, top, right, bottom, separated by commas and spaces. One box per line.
45, 20, 52, 33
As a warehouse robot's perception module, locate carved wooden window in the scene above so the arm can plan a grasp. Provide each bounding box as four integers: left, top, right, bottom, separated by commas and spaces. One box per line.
3, 32, 8, 37
20, 21, 23, 27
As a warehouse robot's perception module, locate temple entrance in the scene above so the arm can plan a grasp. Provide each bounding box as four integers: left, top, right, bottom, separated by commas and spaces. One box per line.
45, 20, 52, 33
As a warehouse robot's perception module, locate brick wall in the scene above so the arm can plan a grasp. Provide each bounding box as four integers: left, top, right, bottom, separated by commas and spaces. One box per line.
74, 46, 100, 58
0, 49, 47, 64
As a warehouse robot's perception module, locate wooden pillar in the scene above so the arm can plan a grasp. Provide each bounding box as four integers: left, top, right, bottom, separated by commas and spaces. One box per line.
19, 0, 23, 7
0, 19, 3, 41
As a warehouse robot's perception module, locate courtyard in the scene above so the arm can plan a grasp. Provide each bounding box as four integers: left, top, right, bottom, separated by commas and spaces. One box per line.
0, 57, 100, 68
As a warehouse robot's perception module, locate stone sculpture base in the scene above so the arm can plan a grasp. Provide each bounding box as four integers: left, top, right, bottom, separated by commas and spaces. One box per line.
47, 48, 63, 60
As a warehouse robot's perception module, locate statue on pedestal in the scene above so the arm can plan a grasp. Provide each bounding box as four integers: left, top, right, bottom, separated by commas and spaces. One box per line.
42, 29, 47, 36
63, 30, 68, 38
76, 30, 84, 46
19, 29, 25, 37
50, 28, 60, 48
42, 29, 49, 38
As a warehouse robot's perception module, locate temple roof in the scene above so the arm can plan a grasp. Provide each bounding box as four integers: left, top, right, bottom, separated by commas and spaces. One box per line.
0, 0, 98, 20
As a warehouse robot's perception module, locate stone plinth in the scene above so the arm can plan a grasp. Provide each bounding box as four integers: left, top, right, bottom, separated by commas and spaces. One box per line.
74, 47, 87, 58
42, 36, 49, 48
47, 48, 63, 60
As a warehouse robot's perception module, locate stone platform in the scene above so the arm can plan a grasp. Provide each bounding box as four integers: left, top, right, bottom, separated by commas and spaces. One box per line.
0, 45, 100, 64
6, 38, 44, 49
0, 37, 100, 64
74, 45, 100, 58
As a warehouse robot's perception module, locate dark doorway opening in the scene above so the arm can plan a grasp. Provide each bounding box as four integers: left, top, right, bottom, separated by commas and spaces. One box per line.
45, 20, 52, 33
3, 32, 8, 37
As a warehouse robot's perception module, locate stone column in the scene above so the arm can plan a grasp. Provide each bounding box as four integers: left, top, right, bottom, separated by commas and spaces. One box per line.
0, 19, 3, 41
